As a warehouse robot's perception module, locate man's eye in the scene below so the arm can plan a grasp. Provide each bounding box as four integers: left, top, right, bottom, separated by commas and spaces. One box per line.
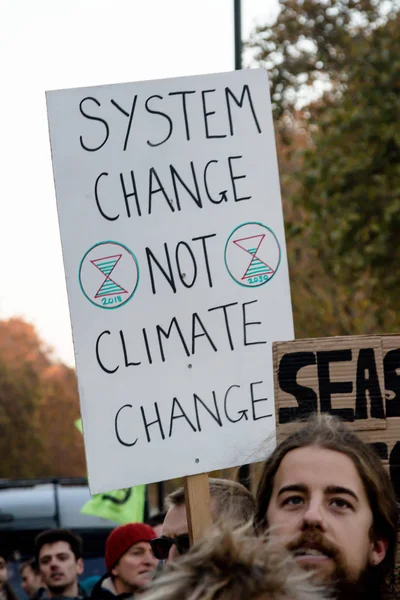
331, 498, 352, 509
282, 496, 303, 506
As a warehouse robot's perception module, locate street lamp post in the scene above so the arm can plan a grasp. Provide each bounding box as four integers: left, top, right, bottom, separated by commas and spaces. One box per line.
234, 0, 242, 70
234, 2, 250, 491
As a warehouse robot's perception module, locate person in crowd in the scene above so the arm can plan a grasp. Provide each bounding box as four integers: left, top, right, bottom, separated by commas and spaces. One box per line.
145, 514, 165, 538
79, 577, 100, 597
90, 523, 157, 600
254, 413, 398, 600
141, 525, 329, 600
151, 477, 255, 563
35, 529, 86, 599
20, 558, 45, 599
0, 553, 19, 600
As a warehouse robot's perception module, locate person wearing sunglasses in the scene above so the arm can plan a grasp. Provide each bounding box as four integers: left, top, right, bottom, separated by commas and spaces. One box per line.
143, 526, 330, 600
150, 533, 190, 562
150, 477, 255, 563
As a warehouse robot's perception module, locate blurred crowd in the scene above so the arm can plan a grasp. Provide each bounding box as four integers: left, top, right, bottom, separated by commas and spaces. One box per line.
1, 414, 399, 600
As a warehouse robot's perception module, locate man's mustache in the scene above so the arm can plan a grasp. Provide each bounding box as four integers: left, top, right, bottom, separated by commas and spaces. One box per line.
287, 530, 338, 559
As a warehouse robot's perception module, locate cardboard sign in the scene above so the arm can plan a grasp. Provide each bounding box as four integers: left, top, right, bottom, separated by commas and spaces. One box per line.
273, 334, 400, 500
46, 69, 294, 493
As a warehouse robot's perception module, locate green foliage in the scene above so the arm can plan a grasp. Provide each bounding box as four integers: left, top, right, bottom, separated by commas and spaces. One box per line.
299, 16, 400, 301
248, 0, 396, 118
249, 0, 400, 331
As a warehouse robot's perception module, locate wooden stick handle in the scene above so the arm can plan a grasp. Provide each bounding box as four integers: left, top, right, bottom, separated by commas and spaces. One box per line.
184, 473, 212, 544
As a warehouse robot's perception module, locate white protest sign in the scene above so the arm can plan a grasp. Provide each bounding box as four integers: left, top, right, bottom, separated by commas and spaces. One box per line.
46, 69, 294, 493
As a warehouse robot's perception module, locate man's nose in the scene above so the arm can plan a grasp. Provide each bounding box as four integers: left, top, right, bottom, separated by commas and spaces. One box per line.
144, 551, 158, 567
302, 498, 325, 530
166, 543, 180, 563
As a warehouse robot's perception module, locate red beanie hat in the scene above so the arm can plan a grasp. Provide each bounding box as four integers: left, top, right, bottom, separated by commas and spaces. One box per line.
105, 523, 156, 572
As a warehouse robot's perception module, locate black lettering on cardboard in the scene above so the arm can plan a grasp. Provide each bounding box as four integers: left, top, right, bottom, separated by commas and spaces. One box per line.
208, 302, 238, 351
278, 352, 317, 424
317, 350, 354, 421
168, 90, 196, 140
119, 330, 140, 367
201, 89, 227, 139
191, 312, 217, 354
224, 384, 248, 423
169, 397, 197, 437
243, 300, 266, 346
384, 349, 400, 417
79, 97, 109, 152
170, 162, 202, 210
368, 442, 388, 460
96, 330, 119, 374
192, 233, 216, 288
175, 241, 197, 288
157, 317, 190, 362
203, 159, 221, 204
141, 403, 165, 442
110, 96, 138, 151
145, 95, 173, 147
146, 244, 177, 295
115, 404, 138, 446
355, 348, 384, 420
193, 391, 223, 431
228, 155, 251, 203
94, 173, 119, 221
225, 85, 262, 135
148, 167, 175, 214
142, 328, 153, 364
250, 381, 271, 420
120, 170, 141, 217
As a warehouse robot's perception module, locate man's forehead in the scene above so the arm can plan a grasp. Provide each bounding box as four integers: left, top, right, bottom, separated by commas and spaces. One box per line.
40, 540, 73, 557
128, 541, 151, 551
273, 446, 364, 493
162, 504, 188, 536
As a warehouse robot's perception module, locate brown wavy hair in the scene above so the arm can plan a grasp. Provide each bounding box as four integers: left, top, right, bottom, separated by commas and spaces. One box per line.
142, 525, 330, 600
255, 414, 398, 592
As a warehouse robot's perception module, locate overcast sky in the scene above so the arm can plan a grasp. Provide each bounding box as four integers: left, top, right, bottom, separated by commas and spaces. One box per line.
0, 0, 278, 366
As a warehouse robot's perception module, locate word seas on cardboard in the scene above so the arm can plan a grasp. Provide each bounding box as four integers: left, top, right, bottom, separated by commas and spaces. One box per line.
46, 69, 294, 493
273, 334, 400, 500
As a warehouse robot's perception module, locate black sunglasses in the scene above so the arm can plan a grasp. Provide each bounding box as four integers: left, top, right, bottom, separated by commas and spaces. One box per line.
150, 534, 190, 559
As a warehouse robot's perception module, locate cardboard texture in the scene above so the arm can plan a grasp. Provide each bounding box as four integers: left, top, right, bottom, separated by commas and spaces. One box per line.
274, 334, 400, 501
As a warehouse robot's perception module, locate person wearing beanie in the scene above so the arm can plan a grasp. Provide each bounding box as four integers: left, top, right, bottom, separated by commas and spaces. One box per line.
91, 524, 157, 600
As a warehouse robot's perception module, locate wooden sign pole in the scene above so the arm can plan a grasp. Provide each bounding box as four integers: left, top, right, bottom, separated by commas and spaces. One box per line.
184, 473, 212, 544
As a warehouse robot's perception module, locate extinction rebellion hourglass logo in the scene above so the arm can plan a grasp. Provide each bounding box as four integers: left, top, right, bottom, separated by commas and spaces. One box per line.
79, 241, 139, 309
224, 222, 281, 287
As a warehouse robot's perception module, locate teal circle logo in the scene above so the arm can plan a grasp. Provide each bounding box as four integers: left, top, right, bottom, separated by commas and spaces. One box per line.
224, 222, 281, 287
79, 241, 139, 309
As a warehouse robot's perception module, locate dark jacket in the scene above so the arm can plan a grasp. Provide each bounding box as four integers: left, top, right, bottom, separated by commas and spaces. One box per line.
32, 584, 88, 600
90, 575, 133, 600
